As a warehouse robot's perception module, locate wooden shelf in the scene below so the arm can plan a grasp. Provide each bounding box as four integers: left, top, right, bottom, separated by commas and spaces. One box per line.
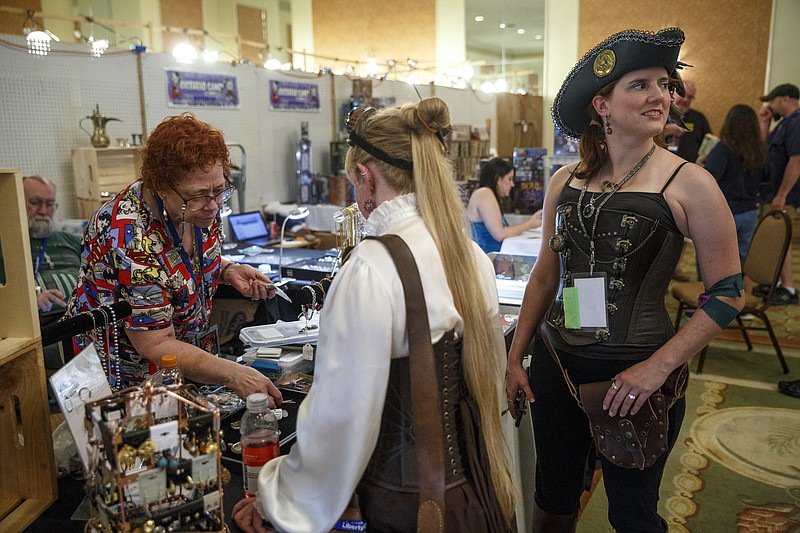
72, 147, 142, 218
0, 169, 57, 532
0, 498, 54, 533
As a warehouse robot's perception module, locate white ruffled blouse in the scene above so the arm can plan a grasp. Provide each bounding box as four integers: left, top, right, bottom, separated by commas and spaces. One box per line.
256, 193, 501, 532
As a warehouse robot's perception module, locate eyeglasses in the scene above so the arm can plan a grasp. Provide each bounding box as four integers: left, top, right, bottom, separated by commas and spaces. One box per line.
171, 184, 235, 211
28, 198, 58, 210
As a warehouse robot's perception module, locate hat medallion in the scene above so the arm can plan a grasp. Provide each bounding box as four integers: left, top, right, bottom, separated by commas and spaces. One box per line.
593, 50, 616, 77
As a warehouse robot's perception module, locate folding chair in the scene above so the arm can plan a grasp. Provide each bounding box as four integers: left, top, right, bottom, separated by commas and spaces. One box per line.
671, 210, 791, 373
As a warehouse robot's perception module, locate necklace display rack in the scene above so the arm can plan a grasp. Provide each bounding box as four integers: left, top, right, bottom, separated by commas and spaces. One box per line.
82, 380, 229, 532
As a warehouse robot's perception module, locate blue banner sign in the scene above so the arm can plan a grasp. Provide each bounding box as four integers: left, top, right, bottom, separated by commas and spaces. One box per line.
167, 70, 239, 108
269, 80, 320, 111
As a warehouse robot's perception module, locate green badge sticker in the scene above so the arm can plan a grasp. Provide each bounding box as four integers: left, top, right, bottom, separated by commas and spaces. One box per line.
563, 286, 581, 329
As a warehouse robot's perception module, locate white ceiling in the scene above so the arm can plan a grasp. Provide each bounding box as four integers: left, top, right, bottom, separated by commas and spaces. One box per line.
464, 0, 546, 59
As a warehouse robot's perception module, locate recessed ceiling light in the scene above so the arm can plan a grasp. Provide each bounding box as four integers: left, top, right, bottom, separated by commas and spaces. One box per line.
499, 23, 506, 29
474, 15, 484, 22
535, 34, 543, 40
517, 28, 526, 35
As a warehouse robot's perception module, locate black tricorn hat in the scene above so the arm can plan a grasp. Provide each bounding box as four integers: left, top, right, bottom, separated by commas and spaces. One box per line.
553, 27, 686, 139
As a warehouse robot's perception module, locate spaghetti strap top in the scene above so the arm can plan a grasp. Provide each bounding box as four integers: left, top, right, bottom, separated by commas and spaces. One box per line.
660, 162, 689, 193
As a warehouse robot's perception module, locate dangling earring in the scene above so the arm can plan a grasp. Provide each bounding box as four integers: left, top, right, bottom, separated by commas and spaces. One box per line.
180, 204, 187, 238
605, 115, 613, 135
363, 199, 376, 217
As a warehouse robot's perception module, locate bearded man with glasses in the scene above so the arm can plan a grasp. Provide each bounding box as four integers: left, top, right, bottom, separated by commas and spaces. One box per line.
65, 113, 282, 405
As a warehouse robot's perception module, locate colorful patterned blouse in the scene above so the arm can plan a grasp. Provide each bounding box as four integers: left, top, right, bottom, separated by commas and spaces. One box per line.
67, 180, 223, 387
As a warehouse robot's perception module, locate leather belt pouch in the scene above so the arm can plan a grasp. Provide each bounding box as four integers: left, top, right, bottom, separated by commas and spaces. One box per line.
577, 363, 688, 470
579, 383, 667, 470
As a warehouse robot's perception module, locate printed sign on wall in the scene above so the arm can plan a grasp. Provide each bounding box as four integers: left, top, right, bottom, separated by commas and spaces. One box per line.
269, 80, 320, 111
166, 70, 239, 108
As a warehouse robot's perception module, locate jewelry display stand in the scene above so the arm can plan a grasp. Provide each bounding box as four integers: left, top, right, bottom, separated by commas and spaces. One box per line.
0, 168, 58, 533
82, 382, 226, 532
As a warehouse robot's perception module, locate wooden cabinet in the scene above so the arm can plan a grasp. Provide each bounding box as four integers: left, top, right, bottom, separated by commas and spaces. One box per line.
495, 92, 543, 158
0, 169, 57, 533
72, 147, 143, 218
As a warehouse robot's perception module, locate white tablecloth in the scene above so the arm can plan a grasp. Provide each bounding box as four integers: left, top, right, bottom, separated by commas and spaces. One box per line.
500, 228, 542, 256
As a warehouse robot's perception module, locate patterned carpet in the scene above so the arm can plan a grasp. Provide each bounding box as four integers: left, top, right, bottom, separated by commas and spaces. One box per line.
577, 348, 800, 532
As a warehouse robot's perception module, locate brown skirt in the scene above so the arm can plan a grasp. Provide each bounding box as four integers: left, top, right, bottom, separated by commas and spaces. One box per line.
356, 478, 492, 533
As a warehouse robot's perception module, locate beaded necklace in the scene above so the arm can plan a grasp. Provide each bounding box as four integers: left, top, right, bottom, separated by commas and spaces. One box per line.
576, 143, 656, 275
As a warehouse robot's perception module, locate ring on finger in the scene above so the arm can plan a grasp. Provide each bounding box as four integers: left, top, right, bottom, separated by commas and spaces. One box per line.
610, 381, 619, 391
628, 393, 637, 401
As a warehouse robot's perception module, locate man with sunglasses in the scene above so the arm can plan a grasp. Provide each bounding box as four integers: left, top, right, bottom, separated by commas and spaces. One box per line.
66, 114, 282, 405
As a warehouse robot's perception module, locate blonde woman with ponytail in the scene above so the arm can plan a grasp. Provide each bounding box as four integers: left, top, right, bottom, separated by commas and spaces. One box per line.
233, 96, 516, 533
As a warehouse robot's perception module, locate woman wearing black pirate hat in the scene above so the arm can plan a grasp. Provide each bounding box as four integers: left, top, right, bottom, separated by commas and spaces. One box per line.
505, 28, 743, 532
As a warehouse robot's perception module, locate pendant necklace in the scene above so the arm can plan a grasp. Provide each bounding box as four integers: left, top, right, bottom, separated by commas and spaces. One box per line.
578, 143, 656, 219
575, 143, 656, 275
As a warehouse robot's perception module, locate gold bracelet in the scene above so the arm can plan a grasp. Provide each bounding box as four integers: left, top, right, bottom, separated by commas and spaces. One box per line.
219, 262, 237, 284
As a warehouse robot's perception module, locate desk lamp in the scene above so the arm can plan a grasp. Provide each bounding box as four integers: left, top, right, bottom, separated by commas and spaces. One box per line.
279, 207, 310, 282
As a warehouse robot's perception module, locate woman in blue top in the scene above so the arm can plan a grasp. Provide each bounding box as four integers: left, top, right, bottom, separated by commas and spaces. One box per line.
467, 157, 542, 253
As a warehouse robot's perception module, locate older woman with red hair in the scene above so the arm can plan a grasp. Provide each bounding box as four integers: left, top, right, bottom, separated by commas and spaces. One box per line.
66, 113, 281, 405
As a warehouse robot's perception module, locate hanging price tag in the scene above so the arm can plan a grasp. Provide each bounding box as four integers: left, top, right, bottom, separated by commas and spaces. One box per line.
302, 343, 314, 361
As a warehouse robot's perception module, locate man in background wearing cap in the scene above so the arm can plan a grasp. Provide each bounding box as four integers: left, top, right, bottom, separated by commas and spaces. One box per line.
760, 83, 800, 398
663, 79, 713, 162
758, 83, 800, 308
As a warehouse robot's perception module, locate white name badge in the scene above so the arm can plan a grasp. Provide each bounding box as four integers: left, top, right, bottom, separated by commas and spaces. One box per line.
574, 276, 608, 328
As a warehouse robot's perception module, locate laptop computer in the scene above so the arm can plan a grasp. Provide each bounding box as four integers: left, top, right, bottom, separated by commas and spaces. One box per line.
227, 211, 276, 247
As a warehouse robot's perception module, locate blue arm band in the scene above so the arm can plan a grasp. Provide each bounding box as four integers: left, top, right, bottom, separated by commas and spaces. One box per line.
697, 273, 743, 328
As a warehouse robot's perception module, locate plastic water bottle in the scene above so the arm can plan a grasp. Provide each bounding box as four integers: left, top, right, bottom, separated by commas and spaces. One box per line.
147, 355, 183, 421
148, 354, 182, 386
240, 393, 281, 497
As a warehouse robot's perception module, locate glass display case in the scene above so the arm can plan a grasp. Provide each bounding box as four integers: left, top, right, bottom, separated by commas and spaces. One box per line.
491, 252, 537, 306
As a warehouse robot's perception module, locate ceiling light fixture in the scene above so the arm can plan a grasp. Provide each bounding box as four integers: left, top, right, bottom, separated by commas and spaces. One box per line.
23, 10, 59, 56
517, 28, 526, 35
499, 23, 507, 29
89, 37, 109, 57
480, 81, 497, 94
364, 57, 378, 76
172, 30, 198, 64
77, 16, 144, 56
475, 15, 485, 22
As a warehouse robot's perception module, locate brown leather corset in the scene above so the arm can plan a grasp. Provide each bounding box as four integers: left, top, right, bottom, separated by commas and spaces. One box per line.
546, 197, 684, 350
364, 330, 468, 491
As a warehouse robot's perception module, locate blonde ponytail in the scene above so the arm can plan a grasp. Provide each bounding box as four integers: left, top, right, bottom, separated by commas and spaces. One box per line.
346, 97, 517, 526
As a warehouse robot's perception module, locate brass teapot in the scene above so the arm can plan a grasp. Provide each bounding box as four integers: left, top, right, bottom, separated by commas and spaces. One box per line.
79, 104, 122, 148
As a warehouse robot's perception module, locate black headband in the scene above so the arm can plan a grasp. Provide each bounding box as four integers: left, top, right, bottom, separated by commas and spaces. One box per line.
347, 131, 414, 172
